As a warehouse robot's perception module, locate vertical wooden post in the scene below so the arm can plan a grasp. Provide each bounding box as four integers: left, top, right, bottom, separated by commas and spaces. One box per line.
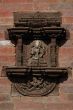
16, 36, 23, 66
50, 37, 58, 67
23, 42, 26, 66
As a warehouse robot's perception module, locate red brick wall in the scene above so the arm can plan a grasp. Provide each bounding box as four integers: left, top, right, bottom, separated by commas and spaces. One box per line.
0, 0, 73, 110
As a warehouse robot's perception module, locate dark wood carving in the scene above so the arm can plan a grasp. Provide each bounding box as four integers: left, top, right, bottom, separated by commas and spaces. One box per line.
4, 12, 69, 96
14, 12, 61, 27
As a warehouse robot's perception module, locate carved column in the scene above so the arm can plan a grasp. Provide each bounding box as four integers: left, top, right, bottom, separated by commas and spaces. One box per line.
23, 42, 27, 66
50, 36, 58, 67
16, 36, 23, 66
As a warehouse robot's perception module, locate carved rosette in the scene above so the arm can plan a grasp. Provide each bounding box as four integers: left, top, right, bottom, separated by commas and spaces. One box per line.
14, 74, 56, 96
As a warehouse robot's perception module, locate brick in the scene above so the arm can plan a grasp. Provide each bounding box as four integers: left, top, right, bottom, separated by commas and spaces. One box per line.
2, 0, 33, 3
65, 94, 73, 101
0, 55, 15, 64
0, 46, 15, 55
60, 85, 73, 94
0, 31, 6, 40
61, 0, 73, 3
59, 47, 73, 67
0, 10, 12, 17
0, 102, 14, 110
0, 25, 13, 31
0, 0, 2, 3
21, 96, 65, 103
34, 3, 49, 11
49, 3, 73, 10
0, 77, 11, 93
60, 94, 73, 102
14, 101, 45, 110
34, 0, 60, 3
14, 102, 73, 110
59, 48, 73, 56
61, 9, 73, 17
0, 17, 13, 25
0, 3, 33, 12
67, 31, 73, 41
0, 77, 11, 85
62, 17, 73, 24
0, 93, 10, 102
45, 103, 73, 110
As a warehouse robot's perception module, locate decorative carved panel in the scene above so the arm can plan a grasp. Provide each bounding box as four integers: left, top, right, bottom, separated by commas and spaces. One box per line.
3, 12, 70, 96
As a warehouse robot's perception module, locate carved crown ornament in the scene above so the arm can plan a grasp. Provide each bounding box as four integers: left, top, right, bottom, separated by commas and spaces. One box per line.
3, 12, 71, 96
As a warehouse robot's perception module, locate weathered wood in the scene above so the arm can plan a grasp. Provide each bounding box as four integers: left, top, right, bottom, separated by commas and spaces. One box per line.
4, 12, 69, 96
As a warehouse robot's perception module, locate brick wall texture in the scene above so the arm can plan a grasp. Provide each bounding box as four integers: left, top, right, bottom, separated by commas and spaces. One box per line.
0, 0, 73, 110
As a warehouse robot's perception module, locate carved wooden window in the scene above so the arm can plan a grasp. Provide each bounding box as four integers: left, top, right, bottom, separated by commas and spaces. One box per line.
4, 12, 70, 96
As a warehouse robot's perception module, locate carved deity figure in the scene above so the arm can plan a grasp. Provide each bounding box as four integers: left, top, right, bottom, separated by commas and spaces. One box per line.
31, 40, 45, 60
28, 40, 45, 66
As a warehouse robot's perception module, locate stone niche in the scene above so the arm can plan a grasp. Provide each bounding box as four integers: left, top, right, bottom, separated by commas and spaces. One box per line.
3, 12, 70, 96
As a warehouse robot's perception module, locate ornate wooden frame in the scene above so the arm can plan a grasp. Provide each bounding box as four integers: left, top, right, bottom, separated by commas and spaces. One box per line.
3, 12, 70, 96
